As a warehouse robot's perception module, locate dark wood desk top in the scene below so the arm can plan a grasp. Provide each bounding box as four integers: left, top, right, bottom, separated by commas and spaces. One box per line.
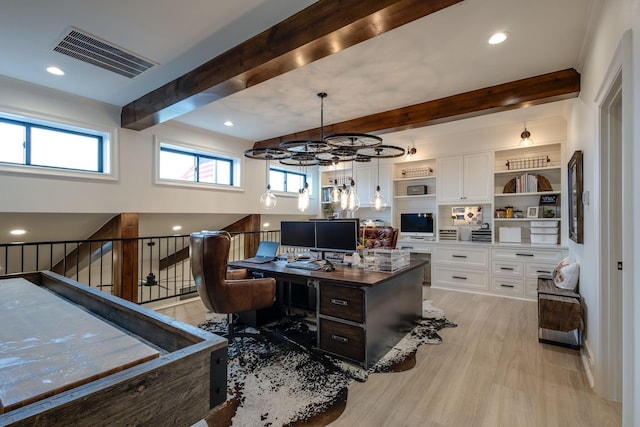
229, 259, 426, 287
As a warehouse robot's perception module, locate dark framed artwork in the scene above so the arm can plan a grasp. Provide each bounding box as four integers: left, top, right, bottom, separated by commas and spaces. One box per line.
568, 150, 583, 243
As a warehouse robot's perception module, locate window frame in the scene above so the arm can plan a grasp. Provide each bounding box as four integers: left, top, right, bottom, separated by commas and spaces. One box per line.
0, 111, 115, 181
154, 137, 242, 191
269, 166, 309, 194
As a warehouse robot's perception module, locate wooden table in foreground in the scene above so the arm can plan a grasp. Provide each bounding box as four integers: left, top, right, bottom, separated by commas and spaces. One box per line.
230, 259, 426, 368
0, 271, 227, 427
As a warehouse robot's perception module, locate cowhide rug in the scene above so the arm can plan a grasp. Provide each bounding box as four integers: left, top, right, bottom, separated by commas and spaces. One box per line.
198, 300, 456, 427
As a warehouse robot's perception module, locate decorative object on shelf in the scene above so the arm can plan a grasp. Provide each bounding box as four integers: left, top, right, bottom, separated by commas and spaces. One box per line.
495, 208, 506, 218
527, 206, 539, 218
519, 124, 534, 146
539, 194, 559, 218
401, 166, 433, 178
514, 209, 525, 218
452, 206, 482, 225
244, 92, 406, 210
505, 206, 514, 218
506, 155, 550, 170
568, 150, 584, 243
503, 173, 553, 193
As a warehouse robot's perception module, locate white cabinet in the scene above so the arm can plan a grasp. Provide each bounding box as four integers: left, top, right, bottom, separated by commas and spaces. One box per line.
491, 246, 567, 298
432, 244, 490, 292
354, 164, 392, 207
437, 153, 491, 204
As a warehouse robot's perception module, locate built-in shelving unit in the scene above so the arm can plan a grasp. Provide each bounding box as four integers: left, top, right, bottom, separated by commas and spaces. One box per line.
493, 143, 564, 245
391, 159, 437, 233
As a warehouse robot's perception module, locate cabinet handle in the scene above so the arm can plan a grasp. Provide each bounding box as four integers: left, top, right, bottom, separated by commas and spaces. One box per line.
452, 275, 467, 280
536, 269, 551, 274
330, 298, 348, 306
500, 267, 514, 271
452, 255, 467, 258
516, 253, 534, 257
500, 284, 515, 288
331, 334, 349, 344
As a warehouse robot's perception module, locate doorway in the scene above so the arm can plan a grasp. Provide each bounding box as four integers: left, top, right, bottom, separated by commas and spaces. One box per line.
598, 72, 622, 401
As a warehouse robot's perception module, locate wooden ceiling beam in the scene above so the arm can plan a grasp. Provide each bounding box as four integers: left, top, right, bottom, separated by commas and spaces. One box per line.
120, 0, 463, 131
253, 68, 581, 149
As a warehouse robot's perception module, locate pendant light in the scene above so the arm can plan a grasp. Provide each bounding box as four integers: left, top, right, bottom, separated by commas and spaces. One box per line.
357, 145, 405, 211
259, 159, 277, 209
346, 159, 360, 212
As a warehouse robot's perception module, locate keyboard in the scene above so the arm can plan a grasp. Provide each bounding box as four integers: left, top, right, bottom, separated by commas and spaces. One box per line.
285, 261, 321, 270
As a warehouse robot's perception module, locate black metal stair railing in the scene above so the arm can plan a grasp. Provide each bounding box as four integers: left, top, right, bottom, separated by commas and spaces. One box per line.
0, 230, 281, 305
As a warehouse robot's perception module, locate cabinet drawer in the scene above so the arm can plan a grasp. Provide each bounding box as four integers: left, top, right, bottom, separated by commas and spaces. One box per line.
319, 318, 365, 363
525, 263, 556, 279
491, 260, 524, 277
492, 248, 565, 263
491, 277, 525, 296
319, 283, 364, 323
434, 246, 489, 268
434, 267, 488, 291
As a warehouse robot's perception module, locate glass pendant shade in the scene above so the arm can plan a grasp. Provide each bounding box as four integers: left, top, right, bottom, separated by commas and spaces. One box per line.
340, 183, 348, 210
331, 180, 341, 203
520, 127, 534, 146
260, 184, 277, 209
347, 180, 360, 212
297, 183, 310, 212
370, 185, 387, 211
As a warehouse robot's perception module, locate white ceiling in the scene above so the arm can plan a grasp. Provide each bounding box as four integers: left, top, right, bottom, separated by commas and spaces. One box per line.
0, 0, 596, 142
0, 0, 597, 241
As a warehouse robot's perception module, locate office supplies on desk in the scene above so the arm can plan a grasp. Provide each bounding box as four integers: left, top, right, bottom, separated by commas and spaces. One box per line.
286, 261, 322, 270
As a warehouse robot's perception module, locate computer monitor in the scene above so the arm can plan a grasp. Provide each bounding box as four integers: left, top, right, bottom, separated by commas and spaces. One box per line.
314, 219, 358, 252
280, 221, 316, 248
400, 213, 435, 238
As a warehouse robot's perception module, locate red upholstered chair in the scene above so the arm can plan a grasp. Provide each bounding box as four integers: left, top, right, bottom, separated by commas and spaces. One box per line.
190, 231, 276, 339
360, 226, 398, 249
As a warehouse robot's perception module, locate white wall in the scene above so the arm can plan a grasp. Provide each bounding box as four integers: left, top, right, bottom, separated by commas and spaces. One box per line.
0, 76, 319, 218
566, 0, 640, 423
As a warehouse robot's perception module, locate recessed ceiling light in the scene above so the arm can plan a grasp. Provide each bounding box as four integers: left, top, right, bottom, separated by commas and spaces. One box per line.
10, 229, 26, 235
46, 66, 65, 76
224, 120, 234, 127
172, 225, 182, 231
488, 32, 508, 45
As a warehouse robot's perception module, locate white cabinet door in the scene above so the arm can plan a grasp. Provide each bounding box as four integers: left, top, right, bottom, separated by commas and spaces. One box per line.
463, 152, 491, 203
437, 156, 464, 203
437, 153, 491, 203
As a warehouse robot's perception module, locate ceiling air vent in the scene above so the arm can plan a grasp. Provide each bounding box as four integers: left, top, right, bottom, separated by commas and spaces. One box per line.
54, 27, 156, 78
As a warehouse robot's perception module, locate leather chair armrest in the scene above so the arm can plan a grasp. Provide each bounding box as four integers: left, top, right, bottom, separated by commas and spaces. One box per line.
226, 277, 276, 313
226, 268, 249, 280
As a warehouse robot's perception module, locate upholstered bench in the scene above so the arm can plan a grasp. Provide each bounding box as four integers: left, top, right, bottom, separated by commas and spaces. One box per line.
537, 276, 582, 349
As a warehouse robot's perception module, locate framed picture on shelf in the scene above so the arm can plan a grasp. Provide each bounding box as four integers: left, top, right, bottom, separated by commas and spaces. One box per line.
568, 150, 584, 243
527, 207, 539, 218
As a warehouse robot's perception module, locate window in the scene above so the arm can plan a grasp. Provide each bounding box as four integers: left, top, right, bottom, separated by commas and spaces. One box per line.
270, 167, 307, 193
0, 117, 105, 173
159, 143, 235, 186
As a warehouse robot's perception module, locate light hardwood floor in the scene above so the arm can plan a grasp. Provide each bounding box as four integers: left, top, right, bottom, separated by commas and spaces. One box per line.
156, 288, 622, 427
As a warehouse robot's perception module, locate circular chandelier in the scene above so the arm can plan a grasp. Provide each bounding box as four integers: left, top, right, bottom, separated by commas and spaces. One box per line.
244, 93, 405, 212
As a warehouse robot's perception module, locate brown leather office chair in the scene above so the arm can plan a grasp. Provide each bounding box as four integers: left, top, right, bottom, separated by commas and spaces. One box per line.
190, 231, 276, 339
360, 226, 398, 249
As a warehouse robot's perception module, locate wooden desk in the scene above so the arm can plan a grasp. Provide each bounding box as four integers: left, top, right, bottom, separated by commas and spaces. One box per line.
229, 260, 425, 368
0, 272, 227, 426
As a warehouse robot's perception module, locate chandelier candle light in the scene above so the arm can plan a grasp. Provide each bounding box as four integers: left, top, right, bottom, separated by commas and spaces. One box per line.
244, 92, 406, 212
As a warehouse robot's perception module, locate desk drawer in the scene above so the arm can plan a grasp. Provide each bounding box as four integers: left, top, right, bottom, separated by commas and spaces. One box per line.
491, 260, 524, 277
491, 277, 525, 296
319, 318, 365, 363
492, 248, 565, 263
434, 246, 489, 268
434, 267, 489, 291
319, 283, 364, 323
525, 263, 556, 279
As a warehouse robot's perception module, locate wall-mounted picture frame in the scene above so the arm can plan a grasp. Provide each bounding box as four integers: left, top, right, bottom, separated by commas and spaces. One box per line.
568, 150, 584, 243
527, 206, 539, 218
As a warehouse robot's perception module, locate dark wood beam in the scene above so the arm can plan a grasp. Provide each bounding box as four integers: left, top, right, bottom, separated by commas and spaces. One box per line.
253, 68, 581, 149
121, 0, 463, 131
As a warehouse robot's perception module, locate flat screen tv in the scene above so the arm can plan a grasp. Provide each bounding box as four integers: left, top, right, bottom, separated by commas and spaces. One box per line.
400, 213, 435, 238
280, 221, 316, 248
314, 219, 358, 252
